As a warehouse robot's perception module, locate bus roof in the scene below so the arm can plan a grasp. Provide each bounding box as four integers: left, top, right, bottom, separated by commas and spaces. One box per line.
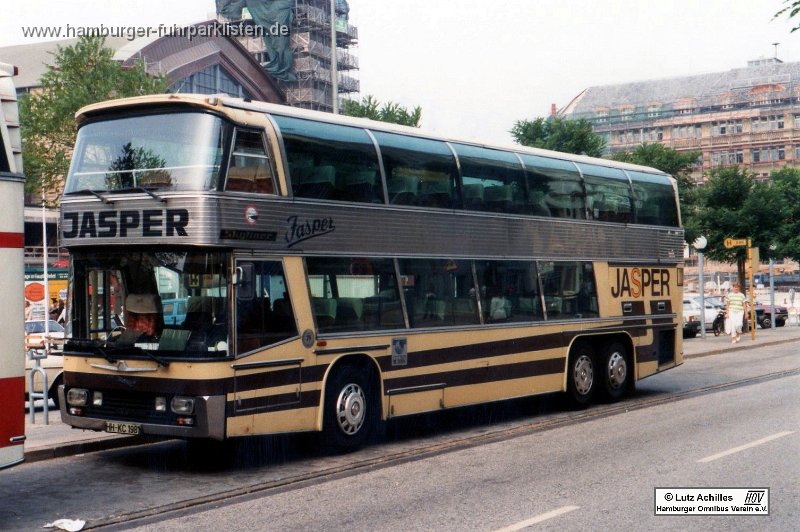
75, 93, 674, 181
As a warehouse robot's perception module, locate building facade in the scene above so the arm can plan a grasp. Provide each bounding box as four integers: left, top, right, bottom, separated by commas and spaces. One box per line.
561, 57, 800, 182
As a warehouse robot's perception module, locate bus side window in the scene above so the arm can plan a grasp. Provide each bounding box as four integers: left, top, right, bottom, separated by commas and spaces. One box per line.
578, 163, 633, 224
518, 154, 585, 220
306, 257, 404, 333
236, 260, 297, 354
225, 129, 275, 194
271, 115, 382, 203
539, 261, 598, 319
628, 170, 679, 227
397, 258, 479, 328
452, 143, 527, 215
371, 131, 458, 208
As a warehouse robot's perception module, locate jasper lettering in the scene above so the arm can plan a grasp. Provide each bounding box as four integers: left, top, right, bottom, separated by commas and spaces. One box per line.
285, 215, 335, 248
610, 267, 670, 298
63, 209, 189, 239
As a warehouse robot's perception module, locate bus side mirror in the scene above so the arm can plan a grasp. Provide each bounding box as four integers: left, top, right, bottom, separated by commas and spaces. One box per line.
235, 263, 254, 301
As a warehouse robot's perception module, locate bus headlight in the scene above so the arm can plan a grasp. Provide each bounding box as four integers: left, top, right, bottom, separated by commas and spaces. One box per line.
66, 388, 88, 406
171, 396, 195, 415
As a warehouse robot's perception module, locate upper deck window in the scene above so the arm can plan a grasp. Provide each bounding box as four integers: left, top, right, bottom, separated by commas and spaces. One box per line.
628, 171, 679, 227
371, 131, 458, 208
65, 112, 228, 194
577, 163, 633, 224
453, 144, 528, 215
518, 154, 585, 220
272, 115, 382, 203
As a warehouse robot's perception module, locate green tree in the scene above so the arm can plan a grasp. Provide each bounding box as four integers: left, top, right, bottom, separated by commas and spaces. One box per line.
775, 0, 800, 31
20, 36, 166, 199
510, 116, 605, 157
690, 166, 785, 290
342, 95, 422, 127
769, 166, 800, 261
610, 143, 701, 237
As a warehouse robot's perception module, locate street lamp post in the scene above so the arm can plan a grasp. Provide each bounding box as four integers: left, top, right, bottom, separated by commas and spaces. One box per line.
769, 244, 777, 330
694, 236, 708, 339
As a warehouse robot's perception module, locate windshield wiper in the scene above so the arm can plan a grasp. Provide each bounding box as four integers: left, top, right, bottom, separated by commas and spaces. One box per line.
130, 186, 167, 203
135, 347, 170, 368
73, 189, 114, 204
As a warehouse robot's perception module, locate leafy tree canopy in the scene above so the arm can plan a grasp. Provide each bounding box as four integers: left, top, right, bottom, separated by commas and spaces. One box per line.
342, 95, 422, 127
510, 116, 605, 157
775, 0, 800, 31
20, 36, 166, 199
689, 166, 785, 290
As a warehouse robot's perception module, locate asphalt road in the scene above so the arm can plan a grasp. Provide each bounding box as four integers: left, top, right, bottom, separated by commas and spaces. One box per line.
1, 342, 797, 531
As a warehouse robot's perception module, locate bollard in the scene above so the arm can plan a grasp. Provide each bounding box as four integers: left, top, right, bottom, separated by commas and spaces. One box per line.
27, 349, 49, 425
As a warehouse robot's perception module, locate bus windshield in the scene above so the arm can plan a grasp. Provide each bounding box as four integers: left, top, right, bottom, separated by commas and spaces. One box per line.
66, 249, 230, 359
64, 112, 229, 194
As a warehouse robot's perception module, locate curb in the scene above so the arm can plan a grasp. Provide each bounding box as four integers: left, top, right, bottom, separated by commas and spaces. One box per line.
684, 334, 800, 359
24, 435, 160, 464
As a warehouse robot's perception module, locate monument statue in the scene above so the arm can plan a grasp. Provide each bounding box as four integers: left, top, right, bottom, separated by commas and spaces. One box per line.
216, 0, 297, 83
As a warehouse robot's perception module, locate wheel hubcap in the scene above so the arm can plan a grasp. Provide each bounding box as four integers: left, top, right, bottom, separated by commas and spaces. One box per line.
607, 351, 627, 390
336, 383, 366, 435
573, 355, 594, 395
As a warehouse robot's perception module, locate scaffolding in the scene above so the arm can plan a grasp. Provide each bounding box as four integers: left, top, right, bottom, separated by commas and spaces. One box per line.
231, 0, 359, 112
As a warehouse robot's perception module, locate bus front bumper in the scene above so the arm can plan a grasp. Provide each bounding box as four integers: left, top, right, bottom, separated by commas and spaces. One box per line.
58, 386, 227, 440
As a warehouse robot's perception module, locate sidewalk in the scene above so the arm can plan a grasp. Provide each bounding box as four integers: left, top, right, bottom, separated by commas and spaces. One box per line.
682, 321, 800, 357
22, 324, 800, 463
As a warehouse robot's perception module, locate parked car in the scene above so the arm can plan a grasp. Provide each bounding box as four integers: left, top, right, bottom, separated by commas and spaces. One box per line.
24, 319, 65, 351
24, 320, 65, 407
682, 301, 701, 338
752, 302, 788, 328
683, 295, 721, 330
703, 295, 788, 330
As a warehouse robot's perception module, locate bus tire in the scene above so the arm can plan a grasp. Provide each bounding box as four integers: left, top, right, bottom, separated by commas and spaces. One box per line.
567, 341, 597, 407
322, 364, 377, 452
600, 341, 629, 401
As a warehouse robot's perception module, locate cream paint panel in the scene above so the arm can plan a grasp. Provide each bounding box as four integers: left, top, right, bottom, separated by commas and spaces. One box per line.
228, 381, 313, 402
0, 249, 23, 381
443, 373, 565, 408
638, 360, 659, 377
0, 179, 24, 381
388, 388, 443, 417
65, 355, 234, 380
227, 406, 318, 436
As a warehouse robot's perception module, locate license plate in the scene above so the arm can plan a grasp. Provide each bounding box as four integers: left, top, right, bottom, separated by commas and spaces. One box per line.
105, 422, 141, 435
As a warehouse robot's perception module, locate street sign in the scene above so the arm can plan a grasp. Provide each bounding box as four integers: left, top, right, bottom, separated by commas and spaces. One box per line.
724, 238, 747, 248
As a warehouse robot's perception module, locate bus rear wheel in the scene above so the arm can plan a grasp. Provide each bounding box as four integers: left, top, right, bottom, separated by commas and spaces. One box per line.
600, 341, 629, 401
322, 364, 378, 452
567, 341, 597, 406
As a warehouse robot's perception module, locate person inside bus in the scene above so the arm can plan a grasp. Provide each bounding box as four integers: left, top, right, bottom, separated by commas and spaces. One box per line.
489, 288, 511, 321
116, 293, 163, 345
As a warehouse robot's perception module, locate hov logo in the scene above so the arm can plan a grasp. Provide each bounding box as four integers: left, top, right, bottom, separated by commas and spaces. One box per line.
744, 490, 765, 505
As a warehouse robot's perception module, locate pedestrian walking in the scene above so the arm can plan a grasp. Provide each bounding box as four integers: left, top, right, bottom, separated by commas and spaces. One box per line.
725, 284, 747, 343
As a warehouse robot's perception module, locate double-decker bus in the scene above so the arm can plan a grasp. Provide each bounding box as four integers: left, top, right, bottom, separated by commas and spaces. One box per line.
59, 94, 684, 451
0, 62, 26, 469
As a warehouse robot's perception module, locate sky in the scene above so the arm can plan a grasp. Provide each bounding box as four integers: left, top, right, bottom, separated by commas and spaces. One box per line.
1, 1, 798, 144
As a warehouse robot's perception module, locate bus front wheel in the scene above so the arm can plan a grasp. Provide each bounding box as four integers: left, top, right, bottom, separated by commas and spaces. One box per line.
322, 364, 378, 452
567, 342, 597, 407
